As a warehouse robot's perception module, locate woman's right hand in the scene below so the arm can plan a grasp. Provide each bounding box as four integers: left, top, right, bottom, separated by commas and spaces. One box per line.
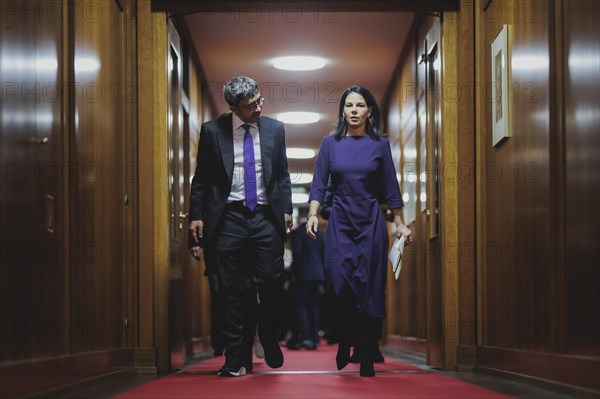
306, 215, 318, 239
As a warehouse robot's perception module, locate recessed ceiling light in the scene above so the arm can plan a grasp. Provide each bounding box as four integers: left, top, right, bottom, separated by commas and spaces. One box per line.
291, 172, 314, 185
272, 56, 326, 71
287, 148, 316, 159
292, 192, 310, 204
278, 112, 320, 124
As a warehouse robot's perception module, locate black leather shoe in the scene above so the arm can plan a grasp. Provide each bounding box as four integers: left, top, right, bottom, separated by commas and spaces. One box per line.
218, 366, 247, 377
243, 357, 253, 372
242, 347, 254, 372
261, 340, 284, 368
258, 324, 284, 368
286, 338, 303, 350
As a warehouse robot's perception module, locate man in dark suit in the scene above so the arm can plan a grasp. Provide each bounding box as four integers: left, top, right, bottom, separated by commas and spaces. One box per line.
188, 76, 293, 377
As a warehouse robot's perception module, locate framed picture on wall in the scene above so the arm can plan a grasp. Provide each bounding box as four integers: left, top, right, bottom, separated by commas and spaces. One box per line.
491, 25, 510, 147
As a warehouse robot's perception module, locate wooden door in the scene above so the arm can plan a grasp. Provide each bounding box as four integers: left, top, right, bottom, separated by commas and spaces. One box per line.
423, 21, 444, 369
70, 0, 126, 353
0, 0, 66, 360
167, 22, 186, 370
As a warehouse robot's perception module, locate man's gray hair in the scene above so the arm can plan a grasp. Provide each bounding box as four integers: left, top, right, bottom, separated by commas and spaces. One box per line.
223, 76, 260, 106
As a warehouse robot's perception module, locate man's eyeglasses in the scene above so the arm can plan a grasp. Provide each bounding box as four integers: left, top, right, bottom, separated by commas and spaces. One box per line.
237, 96, 265, 112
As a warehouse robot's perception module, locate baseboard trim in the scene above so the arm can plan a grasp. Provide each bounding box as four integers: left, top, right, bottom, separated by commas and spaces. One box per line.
477, 346, 600, 395
385, 335, 427, 354
0, 347, 156, 398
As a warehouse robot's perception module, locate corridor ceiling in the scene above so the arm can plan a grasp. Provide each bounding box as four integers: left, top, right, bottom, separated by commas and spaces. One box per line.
153, 1, 459, 192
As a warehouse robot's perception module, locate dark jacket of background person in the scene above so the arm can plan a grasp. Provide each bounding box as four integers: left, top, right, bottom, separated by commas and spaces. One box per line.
290, 221, 326, 283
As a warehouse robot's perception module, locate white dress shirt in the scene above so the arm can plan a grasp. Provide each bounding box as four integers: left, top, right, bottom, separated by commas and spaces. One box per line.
227, 113, 268, 205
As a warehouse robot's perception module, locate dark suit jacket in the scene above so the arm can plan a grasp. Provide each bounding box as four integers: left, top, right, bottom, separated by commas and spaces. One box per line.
188, 112, 292, 248
290, 222, 326, 283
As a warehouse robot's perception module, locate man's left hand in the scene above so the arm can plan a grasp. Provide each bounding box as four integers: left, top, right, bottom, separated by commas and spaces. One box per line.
284, 213, 293, 233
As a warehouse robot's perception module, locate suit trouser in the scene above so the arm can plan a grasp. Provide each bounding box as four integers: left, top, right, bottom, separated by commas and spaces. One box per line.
208, 275, 224, 355
206, 203, 284, 368
208, 274, 258, 358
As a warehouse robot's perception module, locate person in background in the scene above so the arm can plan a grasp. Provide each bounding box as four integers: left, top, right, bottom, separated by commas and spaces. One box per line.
188, 76, 293, 377
289, 208, 327, 349
306, 85, 412, 377
315, 182, 338, 346
282, 232, 303, 349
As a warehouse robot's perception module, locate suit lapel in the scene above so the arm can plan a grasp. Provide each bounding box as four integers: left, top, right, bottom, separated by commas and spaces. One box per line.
258, 118, 274, 188
216, 114, 234, 183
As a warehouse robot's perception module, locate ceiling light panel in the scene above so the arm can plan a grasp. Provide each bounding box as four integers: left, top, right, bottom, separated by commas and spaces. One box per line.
287, 148, 316, 159
291, 172, 314, 185
278, 112, 320, 124
272, 56, 326, 71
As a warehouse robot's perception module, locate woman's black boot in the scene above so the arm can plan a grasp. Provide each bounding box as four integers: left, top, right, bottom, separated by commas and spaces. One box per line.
335, 299, 356, 370
359, 336, 375, 377
336, 341, 351, 370
359, 317, 379, 377
359, 357, 375, 377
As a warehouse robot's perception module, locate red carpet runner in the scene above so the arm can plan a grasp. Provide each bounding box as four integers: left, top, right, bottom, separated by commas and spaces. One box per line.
115, 345, 513, 399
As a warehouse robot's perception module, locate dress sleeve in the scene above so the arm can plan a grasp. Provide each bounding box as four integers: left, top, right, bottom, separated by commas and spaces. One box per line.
381, 139, 404, 209
319, 181, 333, 220
308, 136, 331, 204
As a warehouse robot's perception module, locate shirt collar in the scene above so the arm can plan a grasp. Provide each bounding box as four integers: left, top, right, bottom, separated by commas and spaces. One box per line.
232, 113, 257, 132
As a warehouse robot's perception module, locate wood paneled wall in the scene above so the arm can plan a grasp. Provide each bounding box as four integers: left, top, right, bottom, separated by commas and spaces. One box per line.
440, 5, 477, 370
386, 0, 599, 392
181, 27, 213, 359
384, 16, 435, 353
562, 0, 600, 358
70, 0, 127, 353
0, 0, 143, 396
479, 0, 554, 353
475, 0, 599, 392
385, 10, 478, 371
1, 0, 67, 362
0, 0, 213, 396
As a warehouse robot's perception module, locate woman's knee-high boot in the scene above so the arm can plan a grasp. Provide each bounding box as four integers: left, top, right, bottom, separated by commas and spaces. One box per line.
334, 292, 358, 371
336, 312, 354, 370
359, 317, 379, 377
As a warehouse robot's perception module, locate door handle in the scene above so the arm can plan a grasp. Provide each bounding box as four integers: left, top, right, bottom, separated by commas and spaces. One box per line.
29, 137, 49, 145
178, 212, 188, 232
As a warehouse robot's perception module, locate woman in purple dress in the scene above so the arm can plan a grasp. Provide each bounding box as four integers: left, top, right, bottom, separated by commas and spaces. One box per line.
306, 86, 412, 377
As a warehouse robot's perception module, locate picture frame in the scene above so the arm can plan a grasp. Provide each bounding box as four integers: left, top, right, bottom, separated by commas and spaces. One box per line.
491, 25, 510, 147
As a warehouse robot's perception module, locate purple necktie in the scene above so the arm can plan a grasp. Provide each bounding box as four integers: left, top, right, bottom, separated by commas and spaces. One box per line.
242, 124, 257, 211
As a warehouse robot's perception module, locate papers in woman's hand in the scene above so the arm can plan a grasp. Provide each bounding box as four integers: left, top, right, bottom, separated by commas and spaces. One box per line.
388, 236, 405, 280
